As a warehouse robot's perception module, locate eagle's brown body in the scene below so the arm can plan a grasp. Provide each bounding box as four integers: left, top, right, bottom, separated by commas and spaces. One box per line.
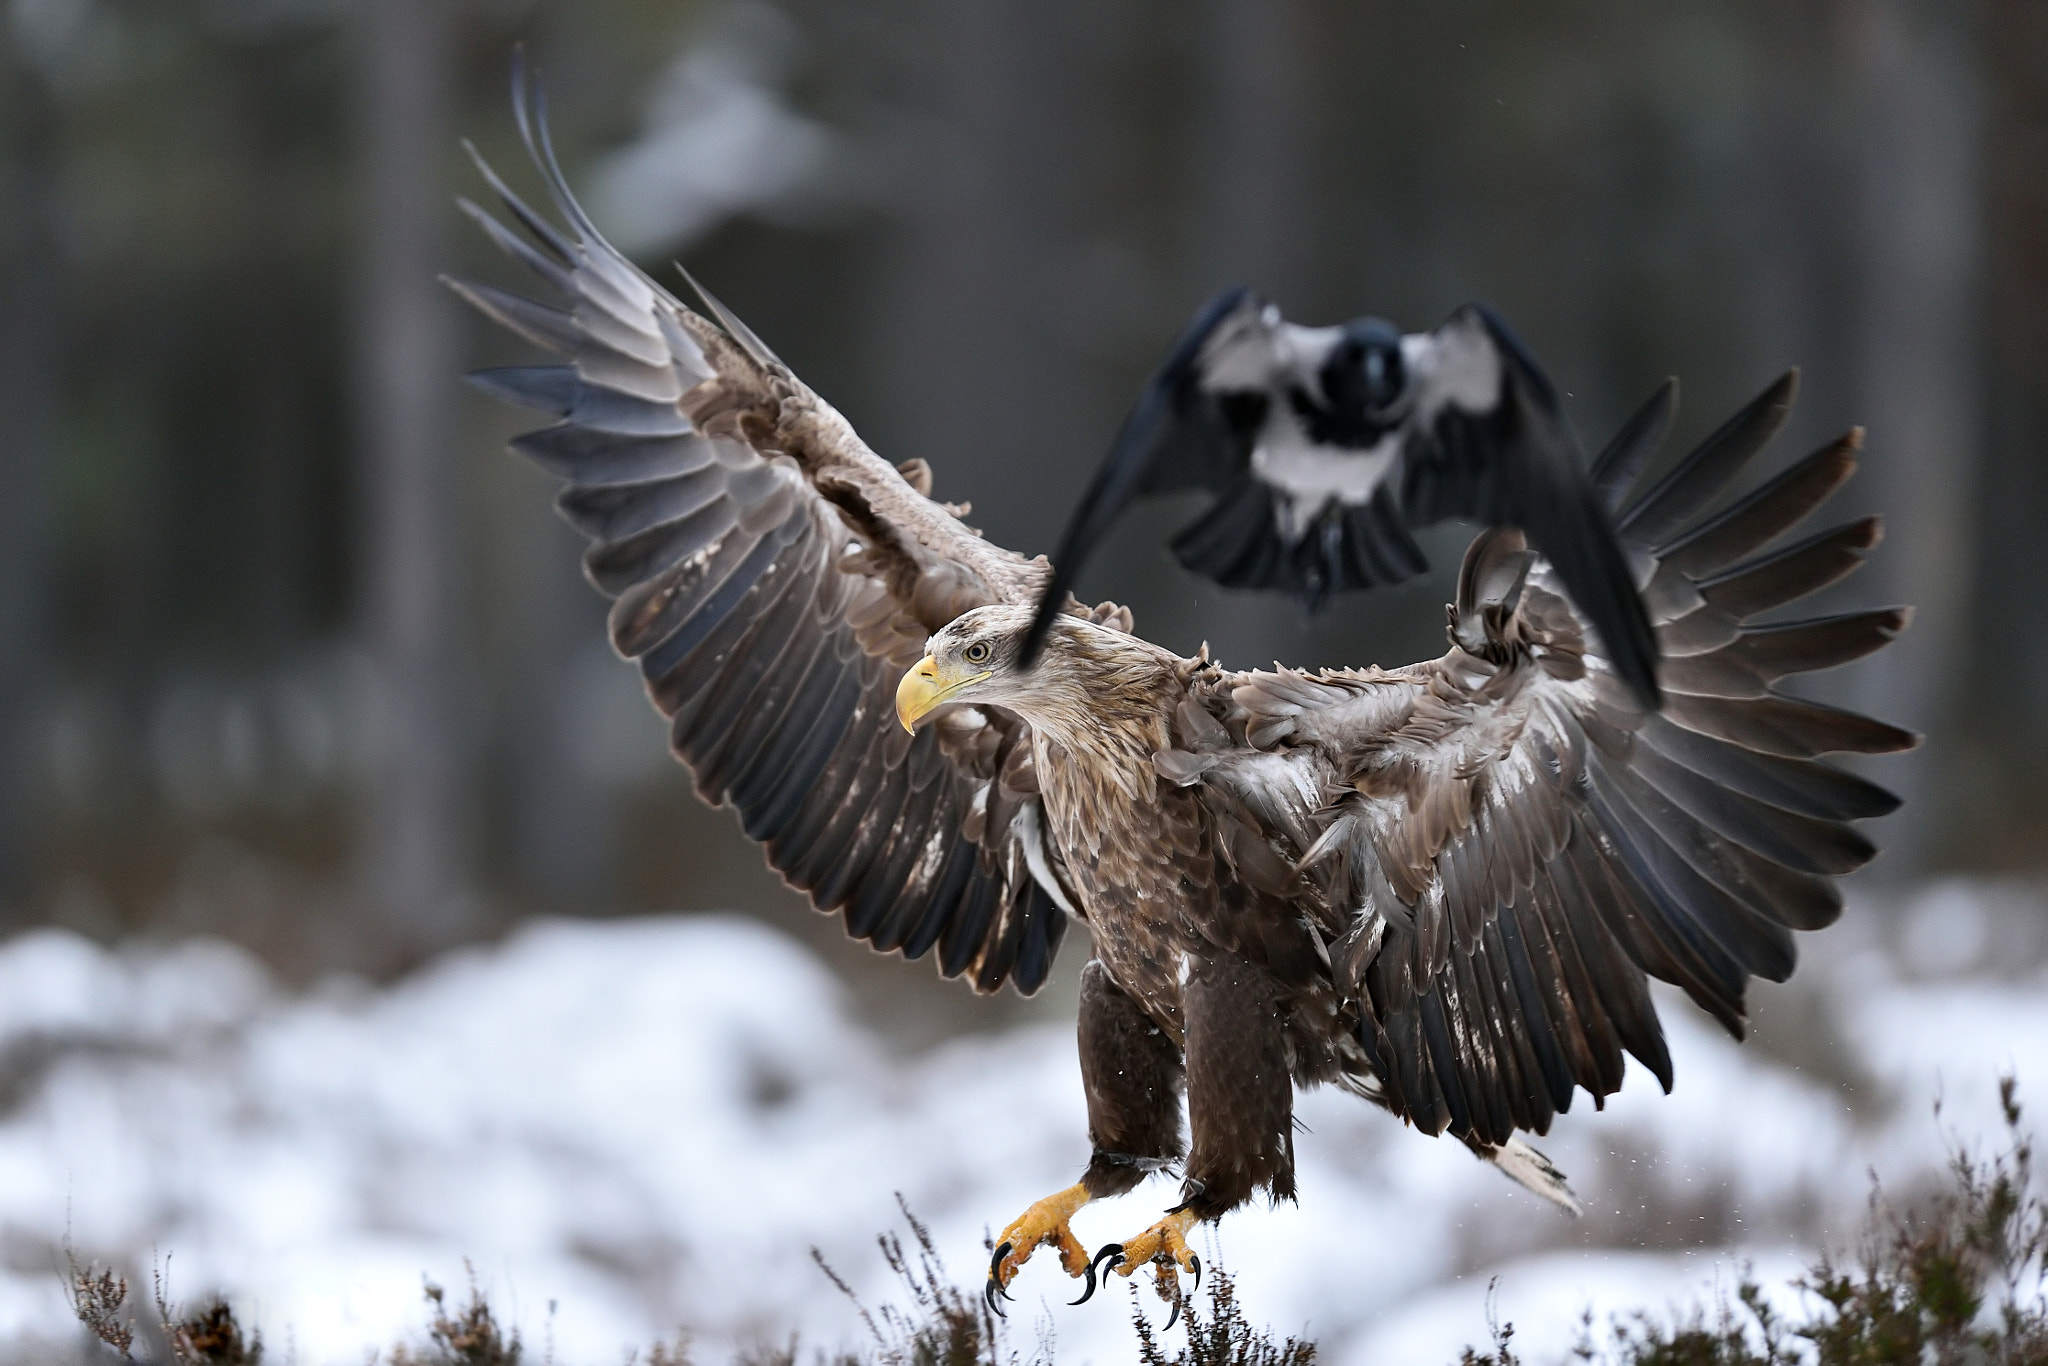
456, 86, 1915, 1312
1019, 639, 1356, 1216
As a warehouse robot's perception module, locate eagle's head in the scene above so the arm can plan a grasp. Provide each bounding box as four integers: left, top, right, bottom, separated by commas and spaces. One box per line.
895, 604, 1175, 745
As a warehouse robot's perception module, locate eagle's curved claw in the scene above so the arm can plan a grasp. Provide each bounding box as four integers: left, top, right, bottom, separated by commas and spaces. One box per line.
984, 1241, 1016, 1317
1155, 1251, 1201, 1329
1068, 1251, 1101, 1306
986, 1182, 1094, 1310
987, 1241, 1015, 1294
1078, 1241, 1125, 1304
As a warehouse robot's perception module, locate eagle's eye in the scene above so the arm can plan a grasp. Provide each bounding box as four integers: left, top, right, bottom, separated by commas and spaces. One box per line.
963, 640, 992, 665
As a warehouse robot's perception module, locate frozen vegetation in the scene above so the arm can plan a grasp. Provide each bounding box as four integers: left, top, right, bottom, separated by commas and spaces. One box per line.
19, 880, 2048, 1363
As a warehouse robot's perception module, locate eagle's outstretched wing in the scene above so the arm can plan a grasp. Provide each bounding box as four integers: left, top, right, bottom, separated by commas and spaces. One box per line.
1023, 289, 1661, 707
1167, 375, 1913, 1141
447, 74, 1075, 992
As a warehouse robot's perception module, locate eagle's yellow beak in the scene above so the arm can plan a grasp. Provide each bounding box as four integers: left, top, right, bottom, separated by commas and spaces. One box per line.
896, 655, 992, 733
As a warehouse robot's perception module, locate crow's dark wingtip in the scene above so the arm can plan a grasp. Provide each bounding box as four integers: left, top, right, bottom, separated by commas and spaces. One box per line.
1620, 666, 1663, 712
1015, 619, 1051, 672
1017, 585, 1067, 671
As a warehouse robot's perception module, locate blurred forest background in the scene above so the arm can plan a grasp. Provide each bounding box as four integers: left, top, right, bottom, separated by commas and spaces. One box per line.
0, 0, 2038, 1039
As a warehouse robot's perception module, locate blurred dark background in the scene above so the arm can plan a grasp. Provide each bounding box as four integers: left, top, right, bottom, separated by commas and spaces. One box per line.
0, 0, 2037, 1037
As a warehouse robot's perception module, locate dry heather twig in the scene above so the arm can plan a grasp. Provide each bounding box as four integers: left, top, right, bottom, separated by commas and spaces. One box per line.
390, 1267, 523, 1366
1461, 1077, 2048, 1366
155, 1262, 263, 1365
66, 1253, 135, 1359
1130, 1263, 1315, 1366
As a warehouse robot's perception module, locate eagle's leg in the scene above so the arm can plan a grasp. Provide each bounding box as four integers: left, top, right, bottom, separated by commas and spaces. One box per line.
987, 961, 1185, 1313
1099, 956, 1291, 1323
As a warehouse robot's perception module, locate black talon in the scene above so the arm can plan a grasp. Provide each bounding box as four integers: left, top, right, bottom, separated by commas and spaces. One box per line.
1091, 1243, 1127, 1284
992, 1245, 1017, 1299
1189, 1253, 1202, 1294
1069, 1253, 1099, 1306
985, 1241, 1014, 1318
1164, 1286, 1183, 1333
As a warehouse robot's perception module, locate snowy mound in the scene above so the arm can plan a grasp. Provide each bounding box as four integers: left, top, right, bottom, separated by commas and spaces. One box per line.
14, 889, 2048, 1364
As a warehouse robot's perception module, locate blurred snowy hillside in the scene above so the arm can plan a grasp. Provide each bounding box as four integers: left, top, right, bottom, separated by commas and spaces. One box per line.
15, 880, 2048, 1363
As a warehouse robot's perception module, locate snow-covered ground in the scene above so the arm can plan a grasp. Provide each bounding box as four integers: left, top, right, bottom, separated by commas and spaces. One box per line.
13, 880, 2048, 1363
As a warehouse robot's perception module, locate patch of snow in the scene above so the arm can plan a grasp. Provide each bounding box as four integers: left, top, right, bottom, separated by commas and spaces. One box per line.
1348, 1247, 1813, 1366
16, 889, 2048, 1362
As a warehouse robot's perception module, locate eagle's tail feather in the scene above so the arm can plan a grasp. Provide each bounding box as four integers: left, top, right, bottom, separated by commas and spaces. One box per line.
1469, 1134, 1582, 1217
1335, 1059, 1582, 1217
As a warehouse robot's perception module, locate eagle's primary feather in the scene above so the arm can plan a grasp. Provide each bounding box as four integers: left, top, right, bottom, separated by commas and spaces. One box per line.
453, 72, 1913, 1306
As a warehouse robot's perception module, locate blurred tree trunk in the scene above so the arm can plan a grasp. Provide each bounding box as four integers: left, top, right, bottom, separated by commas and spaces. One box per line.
874, 0, 1120, 558
1187, 0, 1319, 668
506, 506, 612, 910
356, 0, 472, 953
0, 45, 56, 923
1844, 0, 1981, 874
1197, 0, 1315, 307
1955, 0, 2048, 868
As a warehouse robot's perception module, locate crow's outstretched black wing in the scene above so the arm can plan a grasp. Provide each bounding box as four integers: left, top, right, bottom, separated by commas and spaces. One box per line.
1023, 291, 1662, 707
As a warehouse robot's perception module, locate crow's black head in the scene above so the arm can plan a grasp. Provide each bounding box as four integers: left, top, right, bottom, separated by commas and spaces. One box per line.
1320, 316, 1406, 419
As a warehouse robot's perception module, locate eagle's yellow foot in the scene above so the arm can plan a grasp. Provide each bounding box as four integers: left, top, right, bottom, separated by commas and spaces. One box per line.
1089, 1207, 1202, 1329
985, 1182, 1094, 1316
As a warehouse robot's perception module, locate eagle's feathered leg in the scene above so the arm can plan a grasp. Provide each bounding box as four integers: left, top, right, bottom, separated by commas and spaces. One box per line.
1078, 960, 1188, 1196
987, 960, 1186, 1314
1097, 956, 1292, 1320
1179, 954, 1296, 1213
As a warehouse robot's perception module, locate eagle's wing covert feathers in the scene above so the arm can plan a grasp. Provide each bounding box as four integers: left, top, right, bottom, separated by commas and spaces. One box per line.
1172, 374, 1914, 1142
449, 73, 1073, 993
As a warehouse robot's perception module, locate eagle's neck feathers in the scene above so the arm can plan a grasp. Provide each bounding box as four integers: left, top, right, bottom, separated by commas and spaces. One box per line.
1012, 632, 1181, 806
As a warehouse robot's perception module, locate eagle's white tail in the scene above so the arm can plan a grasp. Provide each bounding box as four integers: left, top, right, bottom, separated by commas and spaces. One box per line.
1476, 1135, 1581, 1216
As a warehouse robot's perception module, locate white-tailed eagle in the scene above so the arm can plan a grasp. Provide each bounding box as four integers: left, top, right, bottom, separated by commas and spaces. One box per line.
450, 72, 1913, 1326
